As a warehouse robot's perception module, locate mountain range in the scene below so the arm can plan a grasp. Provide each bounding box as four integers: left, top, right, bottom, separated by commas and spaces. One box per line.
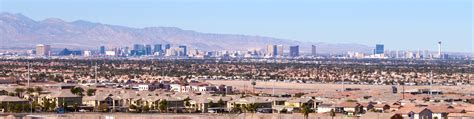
0, 12, 373, 54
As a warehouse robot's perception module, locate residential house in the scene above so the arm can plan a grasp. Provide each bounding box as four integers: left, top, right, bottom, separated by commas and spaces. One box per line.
373, 103, 391, 112
396, 107, 433, 119
137, 84, 161, 91
83, 93, 123, 111
284, 97, 316, 112
39, 90, 82, 108
335, 102, 364, 116
227, 97, 272, 112
317, 103, 334, 113
0, 96, 28, 112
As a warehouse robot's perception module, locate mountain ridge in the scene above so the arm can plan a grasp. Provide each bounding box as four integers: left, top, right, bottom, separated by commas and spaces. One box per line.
0, 12, 373, 54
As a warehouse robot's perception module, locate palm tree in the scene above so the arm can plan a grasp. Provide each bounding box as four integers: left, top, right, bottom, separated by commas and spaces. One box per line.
26, 88, 35, 94
183, 97, 191, 112
330, 109, 336, 119
14, 88, 25, 97
72, 103, 79, 112
301, 105, 311, 119
35, 87, 43, 95
251, 81, 256, 93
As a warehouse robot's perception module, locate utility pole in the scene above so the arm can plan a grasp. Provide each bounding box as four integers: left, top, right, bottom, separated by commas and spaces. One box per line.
272, 81, 275, 96
95, 62, 98, 84
430, 71, 433, 96
244, 84, 246, 95
28, 61, 32, 114
27, 61, 30, 87
341, 68, 345, 92
402, 79, 405, 100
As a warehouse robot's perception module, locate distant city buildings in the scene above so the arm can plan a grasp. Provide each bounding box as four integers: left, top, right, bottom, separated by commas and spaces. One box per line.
289, 45, 299, 57
165, 44, 171, 50
311, 45, 317, 56
154, 44, 163, 54
99, 46, 106, 55
375, 44, 384, 55
58, 48, 82, 56
22, 42, 465, 60
178, 45, 187, 56
276, 45, 284, 57
266, 45, 277, 57
35, 44, 51, 56
145, 44, 152, 55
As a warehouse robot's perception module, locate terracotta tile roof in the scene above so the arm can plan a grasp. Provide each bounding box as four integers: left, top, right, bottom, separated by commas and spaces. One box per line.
336, 102, 360, 107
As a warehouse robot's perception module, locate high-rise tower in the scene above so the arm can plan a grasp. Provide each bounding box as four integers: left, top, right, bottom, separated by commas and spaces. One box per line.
437, 41, 442, 58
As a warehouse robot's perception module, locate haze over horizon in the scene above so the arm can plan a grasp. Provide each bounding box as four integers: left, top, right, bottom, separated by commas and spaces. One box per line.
0, 0, 472, 52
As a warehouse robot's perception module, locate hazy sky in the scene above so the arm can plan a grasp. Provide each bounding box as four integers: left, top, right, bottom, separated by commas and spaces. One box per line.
1, 0, 472, 52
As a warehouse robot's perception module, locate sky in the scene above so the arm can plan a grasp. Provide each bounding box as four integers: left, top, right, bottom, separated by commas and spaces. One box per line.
0, 0, 472, 52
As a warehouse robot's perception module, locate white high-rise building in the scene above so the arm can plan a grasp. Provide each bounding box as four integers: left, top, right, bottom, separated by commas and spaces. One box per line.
36, 44, 51, 56
83, 50, 92, 57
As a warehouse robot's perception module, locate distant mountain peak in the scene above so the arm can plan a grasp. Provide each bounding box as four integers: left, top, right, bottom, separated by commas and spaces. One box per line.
0, 12, 372, 54
42, 18, 67, 24
0, 12, 34, 22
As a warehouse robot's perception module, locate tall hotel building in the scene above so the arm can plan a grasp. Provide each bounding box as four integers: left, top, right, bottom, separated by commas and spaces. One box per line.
36, 44, 51, 56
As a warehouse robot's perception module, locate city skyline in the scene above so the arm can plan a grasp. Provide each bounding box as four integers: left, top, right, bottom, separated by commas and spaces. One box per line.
0, 0, 472, 52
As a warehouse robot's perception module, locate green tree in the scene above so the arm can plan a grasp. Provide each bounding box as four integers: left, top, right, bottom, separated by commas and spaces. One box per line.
330, 109, 336, 119
245, 104, 257, 113
70, 87, 85, 96
208, 101, 214, 108
98, 103, 109, 112
86, 88, 97, 96
7, 103, 15, 112
42, 98, 56, 112
217, 99, 225, 107
129, 104, 138, 112
26, 87, 35, 94
158, 99, 168, 113
14, 88, 25, 97
231, 104, 242, 113
0, 90, 8, 95
35, 87, 43, 95
184, 97, 191, 107
72, 103, 79, 112
301, 104, 311, 119
142, 105, 150, 112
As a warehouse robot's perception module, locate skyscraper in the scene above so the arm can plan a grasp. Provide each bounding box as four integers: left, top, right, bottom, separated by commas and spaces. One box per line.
165, 44, 171, 50
99, 46, 106, 55
154, 44, 163, 53
266, 45, 277, 57
289, 45, 299, 57
277, 45, 284, 57
311, 45, 317, 56
36, 44, 51, 56
145, 44, 152, 55
178, 45, 187, 56
133, 44, 145, 56
437, 41, 442, 58
375, 44, 384, 54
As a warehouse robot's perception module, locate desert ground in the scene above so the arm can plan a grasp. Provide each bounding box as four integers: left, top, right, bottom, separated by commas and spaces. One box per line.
207, 80, 473, 93
207, 80, 473, 102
